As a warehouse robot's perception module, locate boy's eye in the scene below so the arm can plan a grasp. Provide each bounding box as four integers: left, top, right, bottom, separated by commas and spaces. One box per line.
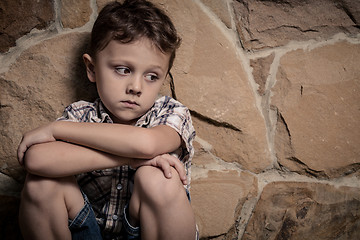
145, 74, 159, 81
115, 67, 131, 75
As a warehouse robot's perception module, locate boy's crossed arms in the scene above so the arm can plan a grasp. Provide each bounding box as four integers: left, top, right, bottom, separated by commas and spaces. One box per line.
17, 121, 188, 184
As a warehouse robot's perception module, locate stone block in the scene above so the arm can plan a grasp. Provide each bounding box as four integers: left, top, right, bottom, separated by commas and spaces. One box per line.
193, 117, 271, 173
0, 0, 54, 53
61, 0, 92, 29
233, 0, 360, 50
242, 182, 360, 240
191, 162, 258, 238
272, 41, 360, 178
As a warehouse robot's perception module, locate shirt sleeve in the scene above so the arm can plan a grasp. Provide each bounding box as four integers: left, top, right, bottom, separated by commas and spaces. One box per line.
56, 100, 98, 123
148, 97, 196, 164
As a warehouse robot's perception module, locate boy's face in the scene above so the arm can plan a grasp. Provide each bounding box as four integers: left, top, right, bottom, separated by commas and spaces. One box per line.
85, 38, 171, 125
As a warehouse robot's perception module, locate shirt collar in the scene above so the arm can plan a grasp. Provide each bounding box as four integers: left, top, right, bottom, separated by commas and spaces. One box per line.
90, 99, 114, 124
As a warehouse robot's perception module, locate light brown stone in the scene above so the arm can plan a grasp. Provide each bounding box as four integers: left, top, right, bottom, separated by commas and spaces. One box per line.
0, 0, 54, 53
191, 163, 258, 238
61, 0, 92, 29
0, 32, 97, 181
233, 0, 360, 50
164, 0, 271, 171
242, 182, 360, 240
272, 41, 360, 178
201, 0, 232, 29
192, 117, 272, 173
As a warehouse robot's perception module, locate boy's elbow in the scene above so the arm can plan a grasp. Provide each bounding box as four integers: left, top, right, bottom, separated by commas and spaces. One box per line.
135, 127, 180, 158
138, 134, 160, 159
139, 142, 158, 159
23, 145, 47, 175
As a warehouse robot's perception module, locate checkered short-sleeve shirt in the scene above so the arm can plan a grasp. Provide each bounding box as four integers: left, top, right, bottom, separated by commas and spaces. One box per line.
57, 96, 196, 234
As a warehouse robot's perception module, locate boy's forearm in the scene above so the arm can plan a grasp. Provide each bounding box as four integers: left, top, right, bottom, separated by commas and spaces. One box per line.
24, 141, 130, 177
23, 140, 189, 185
51, 121, 181, 159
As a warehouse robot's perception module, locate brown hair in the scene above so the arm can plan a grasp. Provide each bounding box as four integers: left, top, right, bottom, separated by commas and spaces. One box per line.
90, 0, 181, 72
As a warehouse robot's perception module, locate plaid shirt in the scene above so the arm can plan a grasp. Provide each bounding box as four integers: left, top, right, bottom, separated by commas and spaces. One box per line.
57, 96, 195, 234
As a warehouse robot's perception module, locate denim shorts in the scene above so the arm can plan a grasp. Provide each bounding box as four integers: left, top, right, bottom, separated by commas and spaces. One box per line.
68, 191, 136, 240
69, 190, 199, 240
68, 192, 103, 240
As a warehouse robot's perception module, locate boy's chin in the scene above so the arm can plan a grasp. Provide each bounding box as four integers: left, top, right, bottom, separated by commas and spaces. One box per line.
111, 115, 141, 125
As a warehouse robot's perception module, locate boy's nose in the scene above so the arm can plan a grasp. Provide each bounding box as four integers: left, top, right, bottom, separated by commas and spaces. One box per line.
126, 76, 142, 96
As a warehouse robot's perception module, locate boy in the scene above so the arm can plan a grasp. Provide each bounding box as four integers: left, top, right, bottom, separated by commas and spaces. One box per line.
17, 0, 197, 239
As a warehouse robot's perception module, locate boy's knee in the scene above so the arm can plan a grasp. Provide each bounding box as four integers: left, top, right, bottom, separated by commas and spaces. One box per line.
134, 166, 184, 206
21, 174, 62, 203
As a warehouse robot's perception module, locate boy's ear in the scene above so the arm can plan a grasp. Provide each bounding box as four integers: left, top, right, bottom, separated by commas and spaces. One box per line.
83, 54, 96, 83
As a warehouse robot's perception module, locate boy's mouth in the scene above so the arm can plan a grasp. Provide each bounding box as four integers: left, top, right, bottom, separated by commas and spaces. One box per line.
121, 100, 139, 107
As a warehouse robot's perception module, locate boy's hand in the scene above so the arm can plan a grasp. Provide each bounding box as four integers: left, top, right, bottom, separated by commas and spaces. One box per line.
131, 154, 188, 185
17, 123, 56, 165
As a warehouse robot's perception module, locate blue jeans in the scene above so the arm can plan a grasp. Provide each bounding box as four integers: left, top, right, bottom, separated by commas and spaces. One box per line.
69, 192, 137, 240
69, 193, 102, 240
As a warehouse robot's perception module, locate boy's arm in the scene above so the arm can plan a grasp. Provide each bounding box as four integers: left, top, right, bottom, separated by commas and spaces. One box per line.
24, 140, 127, 177
18, 121, 181, 162
23, 141, 187, 184
54, 121, 181, 158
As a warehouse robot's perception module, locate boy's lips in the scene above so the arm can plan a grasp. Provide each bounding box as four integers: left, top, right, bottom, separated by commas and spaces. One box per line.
121, 100, 139, 107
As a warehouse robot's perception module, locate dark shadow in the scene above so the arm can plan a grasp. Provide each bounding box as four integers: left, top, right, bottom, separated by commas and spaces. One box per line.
68, 32, 99, 103
0, 196, 23, 240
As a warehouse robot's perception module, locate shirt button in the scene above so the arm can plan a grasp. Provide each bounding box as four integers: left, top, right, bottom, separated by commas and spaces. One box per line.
116, 184, 123, 190
112, 215, 118, 221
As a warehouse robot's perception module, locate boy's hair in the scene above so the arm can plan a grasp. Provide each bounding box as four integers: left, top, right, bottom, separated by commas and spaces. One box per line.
90, 0, 181, 72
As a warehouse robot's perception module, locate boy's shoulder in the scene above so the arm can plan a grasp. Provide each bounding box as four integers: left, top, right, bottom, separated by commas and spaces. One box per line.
146, 96, 192, 120
137, 95, 194, 130
152, 96, 188, 111
66, 99, 98, 108
63, 99, 99, 115
58, 99, 110, 123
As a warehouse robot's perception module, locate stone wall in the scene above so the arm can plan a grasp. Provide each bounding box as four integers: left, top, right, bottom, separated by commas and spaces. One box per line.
0, 0, 359, 239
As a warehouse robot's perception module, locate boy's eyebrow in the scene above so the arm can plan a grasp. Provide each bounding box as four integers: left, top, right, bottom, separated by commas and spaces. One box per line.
147, 64, 167, 72
109, 59, 167, 73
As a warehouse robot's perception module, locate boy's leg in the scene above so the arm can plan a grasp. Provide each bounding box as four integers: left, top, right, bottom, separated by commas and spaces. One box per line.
128, 166, 196, 240
19, 173, 84, 240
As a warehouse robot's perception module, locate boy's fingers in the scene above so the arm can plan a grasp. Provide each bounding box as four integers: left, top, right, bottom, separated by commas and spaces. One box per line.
171, 158, 186, 179
170, 165, 187, 185
155, 154, 187, 184
168, 156, 187, 185
173, 163, 185, 178
17, 155, 23, 165
158, 159, 172, 179
17, 145, 25, 165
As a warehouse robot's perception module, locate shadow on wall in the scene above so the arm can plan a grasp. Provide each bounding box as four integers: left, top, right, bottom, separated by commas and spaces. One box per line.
0, 197, 22, 239
68, 34, 99, 103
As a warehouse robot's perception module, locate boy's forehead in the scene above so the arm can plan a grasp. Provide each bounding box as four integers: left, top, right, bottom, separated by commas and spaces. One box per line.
98, 39, 171, 68
117, 38, 164, 51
